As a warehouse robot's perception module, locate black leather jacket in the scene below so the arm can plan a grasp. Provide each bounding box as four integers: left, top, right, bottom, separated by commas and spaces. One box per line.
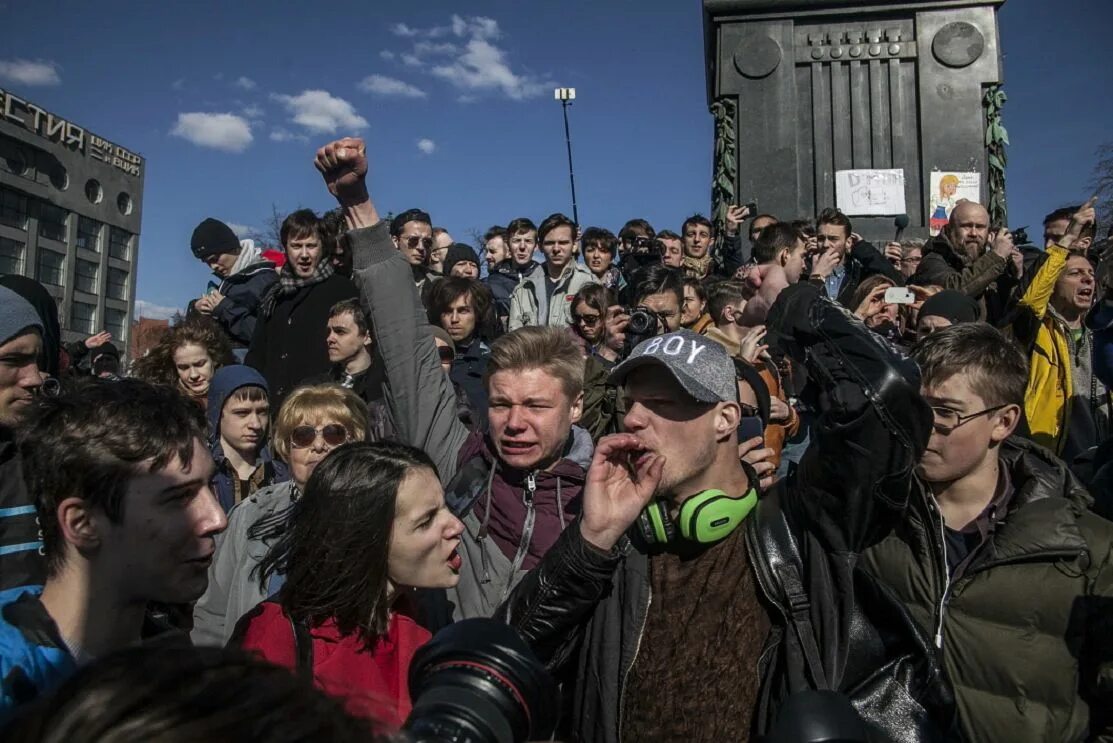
497, 283, 958, 742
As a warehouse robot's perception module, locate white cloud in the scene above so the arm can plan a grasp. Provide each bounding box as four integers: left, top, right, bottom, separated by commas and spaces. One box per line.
225, 222, 257, 238
171, 77, 186, 91
0, 58, 61, 86
269, 127, 308, 143
383, 15, 546, 101
416, 138, 436, 155
380, 50, 395, 61
431, 39, 547, 100
170, 112, 253, 152
233, 75, 256, 90
271, 89, 368, 134
241, 104, 264, 119
357, 74, 426, 99
134, 300, 179, 321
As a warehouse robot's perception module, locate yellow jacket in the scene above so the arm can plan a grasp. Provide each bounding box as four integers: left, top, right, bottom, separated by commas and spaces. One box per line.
1012, 245, 1072, 454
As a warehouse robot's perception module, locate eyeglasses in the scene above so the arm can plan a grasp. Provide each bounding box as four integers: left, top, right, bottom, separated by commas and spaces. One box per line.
403, 236, 434, 250
437, 346, 456, 362
572, 312, 602, 325
290, 424, 348, 449
929, 404, 1008, 434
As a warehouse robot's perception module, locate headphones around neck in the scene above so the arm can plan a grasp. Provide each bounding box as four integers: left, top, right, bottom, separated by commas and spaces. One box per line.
638, 487, 759, 545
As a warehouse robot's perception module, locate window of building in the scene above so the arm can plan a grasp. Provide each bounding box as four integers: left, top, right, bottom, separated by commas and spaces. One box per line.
76, 216, 101, 252
108, 227, 131, 260
0, 187, 28, 230
107, 267, 128, 301
36, 249, 65, 286
0, 237, 24, 274
38, 202, 68, 242
75, 258, 99, 294
104, 307, 127, 342
117, 192, 132, 216
70, 301, 96, 335
85, 179, 103, 204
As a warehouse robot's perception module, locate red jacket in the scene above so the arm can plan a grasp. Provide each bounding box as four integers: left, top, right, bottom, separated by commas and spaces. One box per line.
236, 601, 431, 729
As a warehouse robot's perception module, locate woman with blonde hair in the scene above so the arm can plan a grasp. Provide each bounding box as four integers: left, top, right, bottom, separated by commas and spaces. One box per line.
192, 383, 368, 646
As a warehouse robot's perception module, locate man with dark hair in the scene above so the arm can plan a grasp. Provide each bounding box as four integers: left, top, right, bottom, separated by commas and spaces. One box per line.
0, 379, 227, 710
809, 207, 901, 306
486, 218, 538, 325
738, 222, 808, 326
509, 213, 597, 329
860, 321, 1113, 741
909, 200, 1020, 322
626, 264, 683, 333
0, 287, 45, 591
245, 209, 358, 408
428, 278, 497, 430
657, 229, 684, 269
189, 218, 278, 351
388, 208, 435, 288
681, 214, 715, 279
749, 213, 778, 245
483, 225, 508, 273
1044, 205, 1095, 252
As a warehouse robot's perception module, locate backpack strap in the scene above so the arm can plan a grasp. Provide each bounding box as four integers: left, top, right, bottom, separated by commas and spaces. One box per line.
752, 494, 830, 691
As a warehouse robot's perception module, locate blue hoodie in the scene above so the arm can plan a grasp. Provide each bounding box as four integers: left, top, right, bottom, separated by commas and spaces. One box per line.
206, 365, 288, 512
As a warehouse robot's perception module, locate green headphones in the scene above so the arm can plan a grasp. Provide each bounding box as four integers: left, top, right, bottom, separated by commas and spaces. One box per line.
638, 488, 759, 545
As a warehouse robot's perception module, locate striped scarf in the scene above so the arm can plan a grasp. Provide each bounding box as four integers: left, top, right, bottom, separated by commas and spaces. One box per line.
260, 259, 335, 317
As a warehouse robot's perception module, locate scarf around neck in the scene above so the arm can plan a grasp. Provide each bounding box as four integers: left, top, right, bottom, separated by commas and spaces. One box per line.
261, 259, 335, 317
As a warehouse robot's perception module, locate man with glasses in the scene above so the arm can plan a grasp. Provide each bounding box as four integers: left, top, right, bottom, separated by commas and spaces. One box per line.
859, 321, 1113, 742
389, 208, 435, 289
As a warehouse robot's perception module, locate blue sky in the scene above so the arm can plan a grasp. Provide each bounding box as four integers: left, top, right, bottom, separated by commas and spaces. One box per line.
3, 0, 1111, 317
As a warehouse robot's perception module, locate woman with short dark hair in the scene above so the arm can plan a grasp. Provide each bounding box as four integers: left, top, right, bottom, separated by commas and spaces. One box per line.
427, 278, 497, 428
233, 441, 464, 729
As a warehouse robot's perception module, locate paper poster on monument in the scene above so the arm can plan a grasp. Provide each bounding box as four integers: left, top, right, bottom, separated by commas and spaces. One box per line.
834, 169, 906, 217
928, 171, 980, 235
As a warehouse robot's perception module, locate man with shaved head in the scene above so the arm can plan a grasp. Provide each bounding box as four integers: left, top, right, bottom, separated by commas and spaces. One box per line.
910, 199, 1021, 323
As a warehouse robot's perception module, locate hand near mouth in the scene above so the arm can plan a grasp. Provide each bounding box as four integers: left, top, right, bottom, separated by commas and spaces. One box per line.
580, 433, 664, 552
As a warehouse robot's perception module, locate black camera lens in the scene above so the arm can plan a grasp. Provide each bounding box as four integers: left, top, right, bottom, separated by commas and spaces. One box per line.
625, 307, 657, 336
404, 619, 559, 743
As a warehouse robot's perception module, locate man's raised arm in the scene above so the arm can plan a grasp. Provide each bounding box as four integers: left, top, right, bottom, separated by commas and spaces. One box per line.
314, 137, 468, 482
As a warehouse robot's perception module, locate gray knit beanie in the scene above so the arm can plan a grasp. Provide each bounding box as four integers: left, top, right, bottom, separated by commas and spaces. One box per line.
0, 285, 43, 346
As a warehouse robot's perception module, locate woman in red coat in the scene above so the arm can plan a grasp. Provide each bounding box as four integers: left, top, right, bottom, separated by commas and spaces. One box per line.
233, 441, 464, 730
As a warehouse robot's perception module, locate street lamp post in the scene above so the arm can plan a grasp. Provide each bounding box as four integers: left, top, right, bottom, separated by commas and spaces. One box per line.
554, 87, 579, 226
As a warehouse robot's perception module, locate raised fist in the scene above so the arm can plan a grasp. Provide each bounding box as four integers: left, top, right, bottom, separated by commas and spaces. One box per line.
314, 137, 369, 204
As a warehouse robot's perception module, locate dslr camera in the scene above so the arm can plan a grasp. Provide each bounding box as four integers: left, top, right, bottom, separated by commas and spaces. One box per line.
621, 305, 664, 357
628, 235, 662, 256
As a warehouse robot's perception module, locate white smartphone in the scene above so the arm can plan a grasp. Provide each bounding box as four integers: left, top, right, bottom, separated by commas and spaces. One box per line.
884, 287, 915, 305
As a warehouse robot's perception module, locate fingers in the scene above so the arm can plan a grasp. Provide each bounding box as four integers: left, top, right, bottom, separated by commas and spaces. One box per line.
738, 436, 766, 458
593, 433, 647, 464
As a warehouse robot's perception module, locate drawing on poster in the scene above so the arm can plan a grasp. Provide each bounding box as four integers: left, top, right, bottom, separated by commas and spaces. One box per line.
834, 169, 906, 216
929, 171, 980, 235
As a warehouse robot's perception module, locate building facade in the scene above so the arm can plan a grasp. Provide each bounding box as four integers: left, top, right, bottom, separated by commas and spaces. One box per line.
0, 87, 144, 357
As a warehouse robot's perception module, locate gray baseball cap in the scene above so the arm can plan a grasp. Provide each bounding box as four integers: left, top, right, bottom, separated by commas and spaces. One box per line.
608, 329, 737, 403
0, 285, 43, 347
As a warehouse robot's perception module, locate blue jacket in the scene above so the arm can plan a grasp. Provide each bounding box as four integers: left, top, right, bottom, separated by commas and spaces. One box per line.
485, 260, 536, 320
206, 365, 288, 513
211, 261, 278, 347
0, 586, 74, 715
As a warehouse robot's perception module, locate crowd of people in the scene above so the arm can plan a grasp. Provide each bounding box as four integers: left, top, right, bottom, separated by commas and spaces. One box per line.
0, 132, 1111, 742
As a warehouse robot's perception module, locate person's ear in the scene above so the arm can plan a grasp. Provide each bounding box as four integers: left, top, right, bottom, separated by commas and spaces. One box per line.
777, 248, 788, 268
720, 303, 735, 324
991, 404, 1022, 443
57, 497, 102, 553
716, 401, 740, 441
568, 391, 584, 425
